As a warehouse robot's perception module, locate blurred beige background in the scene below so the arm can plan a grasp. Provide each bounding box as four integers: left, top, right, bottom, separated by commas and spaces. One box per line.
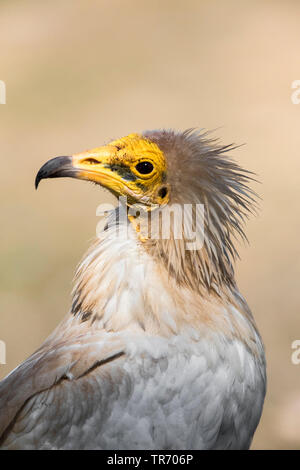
0, 0, 300, 449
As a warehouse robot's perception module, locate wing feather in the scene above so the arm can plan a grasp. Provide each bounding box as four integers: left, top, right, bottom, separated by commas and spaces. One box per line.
0, 319, 125, 447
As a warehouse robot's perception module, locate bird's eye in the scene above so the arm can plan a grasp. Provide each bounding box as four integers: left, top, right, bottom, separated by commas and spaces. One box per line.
135, 161, 154, 175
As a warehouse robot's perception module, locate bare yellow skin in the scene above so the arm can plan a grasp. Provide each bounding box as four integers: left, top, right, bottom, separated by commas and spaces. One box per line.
72, 133, 169, 207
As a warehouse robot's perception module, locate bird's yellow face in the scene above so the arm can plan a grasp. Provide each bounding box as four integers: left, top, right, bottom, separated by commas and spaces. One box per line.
36, 133, 169, 208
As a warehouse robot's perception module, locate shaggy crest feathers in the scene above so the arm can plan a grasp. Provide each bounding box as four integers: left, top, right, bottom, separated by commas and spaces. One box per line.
141, 129, 258, 292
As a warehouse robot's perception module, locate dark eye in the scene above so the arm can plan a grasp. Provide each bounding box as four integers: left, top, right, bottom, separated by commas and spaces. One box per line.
135, 161, 154, 175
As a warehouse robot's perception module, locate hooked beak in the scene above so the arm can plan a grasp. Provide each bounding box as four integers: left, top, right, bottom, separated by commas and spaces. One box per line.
35, 156, 76, 189
35, 146, 131, 198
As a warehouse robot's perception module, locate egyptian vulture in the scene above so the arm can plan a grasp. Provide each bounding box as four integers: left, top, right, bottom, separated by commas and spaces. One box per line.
0, 130, 266, 449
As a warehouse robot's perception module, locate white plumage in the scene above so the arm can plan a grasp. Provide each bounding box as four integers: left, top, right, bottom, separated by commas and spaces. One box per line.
0, 130, 266, 449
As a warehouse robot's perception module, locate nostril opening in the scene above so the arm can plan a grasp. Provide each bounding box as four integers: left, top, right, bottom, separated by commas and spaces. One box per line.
82, 158, 100, 165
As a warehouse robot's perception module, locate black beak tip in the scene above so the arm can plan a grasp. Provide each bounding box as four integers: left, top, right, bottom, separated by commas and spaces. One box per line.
34, 156, 73, 191
35, 172, 42, 190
